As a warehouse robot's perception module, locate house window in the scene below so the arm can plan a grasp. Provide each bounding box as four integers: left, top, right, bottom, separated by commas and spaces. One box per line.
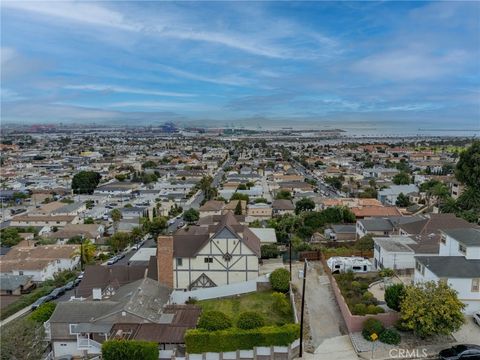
415, 261, 424, 275
472, 278, 480, 292
176, 258, 183, 266
204, 257, 213, 263
69, 324, 78, 335
458, 243, 466, 254
19, 271, 23, 275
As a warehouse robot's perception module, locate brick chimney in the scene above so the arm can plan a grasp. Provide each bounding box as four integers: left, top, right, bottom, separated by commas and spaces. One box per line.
157, 236, 174, 288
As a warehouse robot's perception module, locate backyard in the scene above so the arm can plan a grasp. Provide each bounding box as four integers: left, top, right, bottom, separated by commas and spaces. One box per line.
198, 290, 294, 326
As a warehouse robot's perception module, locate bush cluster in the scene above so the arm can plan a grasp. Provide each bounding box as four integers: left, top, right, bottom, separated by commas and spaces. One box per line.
269, 268, 290, 293
271, 292, 291, 317
236, 311, 265, 330
197, 311, 232, 331
335, 273, 383, 315
29, 302, 57, 323
102, 340, 158, 360
362, 318, 401, 345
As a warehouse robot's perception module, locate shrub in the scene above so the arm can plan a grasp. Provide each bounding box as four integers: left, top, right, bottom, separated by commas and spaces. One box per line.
29, 302, 56, 323
261, 244, 280, 259
353, 303, 367, 315
385, 284, 405, 311
362, 291, 374, 301
271, 292, 291, 317
379, 329, 401, 345
185, 324, 300, 353
362, 318, 384, 341
237, 312, 265, 330
366, 305, 385, 314
351, 281, 361, 288
379, 268, 395, 277
394, 320, 410, 332
197, 311, 232, 331
102, 340, 158, 360
269, 268, 290, 293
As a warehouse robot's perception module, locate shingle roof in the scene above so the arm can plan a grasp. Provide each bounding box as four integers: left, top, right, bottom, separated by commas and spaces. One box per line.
0, 274, 33, 291
415, 256, 480, 278
442, 228, 480, 247
272, 199, 295, 210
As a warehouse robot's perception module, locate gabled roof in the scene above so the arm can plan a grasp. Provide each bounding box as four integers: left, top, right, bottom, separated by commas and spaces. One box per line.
272, 199, 295, 210
442, 228, 480, 247
199, 200, 224, 212
172, 212, 260, 257
415, 256, 480, 278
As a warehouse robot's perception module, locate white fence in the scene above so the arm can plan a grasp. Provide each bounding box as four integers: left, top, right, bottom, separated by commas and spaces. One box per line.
170, 275, 269, 304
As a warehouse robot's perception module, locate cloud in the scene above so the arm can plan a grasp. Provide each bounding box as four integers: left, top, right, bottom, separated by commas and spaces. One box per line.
64, 84, 194, 97
352, 50, 469, 81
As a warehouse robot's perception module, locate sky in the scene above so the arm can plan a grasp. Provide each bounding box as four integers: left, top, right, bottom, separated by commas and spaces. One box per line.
1, 1, 479, 128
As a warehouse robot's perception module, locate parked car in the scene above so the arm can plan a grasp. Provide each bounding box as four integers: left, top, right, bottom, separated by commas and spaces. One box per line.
31, 296, 49, 310
107, 256, 118, 265
117, 252, 125, 260
73, 278, 82, 287
50, 287, 66, 299
439, 344, 480, 360
77, 271, 85, 280
64, 281, 75, 291
177, 221, 185, 228
473, 312, 480, 327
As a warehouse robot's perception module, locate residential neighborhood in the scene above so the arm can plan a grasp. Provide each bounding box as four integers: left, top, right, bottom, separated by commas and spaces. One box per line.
0, 126, 479, 360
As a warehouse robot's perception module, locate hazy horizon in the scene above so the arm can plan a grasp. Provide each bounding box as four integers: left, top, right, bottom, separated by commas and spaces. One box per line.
1, 1, 479, 128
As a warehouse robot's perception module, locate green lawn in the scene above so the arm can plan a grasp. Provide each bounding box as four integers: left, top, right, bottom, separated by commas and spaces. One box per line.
198, 290, 294, 326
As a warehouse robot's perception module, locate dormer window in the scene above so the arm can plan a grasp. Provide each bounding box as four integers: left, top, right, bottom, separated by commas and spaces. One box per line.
458, 243, 466, 254
440, 234, 446, 244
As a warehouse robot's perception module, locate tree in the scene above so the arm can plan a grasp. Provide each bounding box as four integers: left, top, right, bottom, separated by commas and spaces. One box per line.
71, 171, 101, 194
102, 340, 158, 360
111, 208, 122, 233
107, 232, 131, 252
355, 234, 374, 256
295, 198, 315, 214
384, 283, 405, 311
395, 193, 411, 207
269, 268, 290, 293
400, 281, 465, 338
199, 176, 217, 201
183, 208, 200, 223
234, 201, 243, 215
0, 228, 22, 247
276, 190, 292, 200
143, 216, 167, 239
84, 217, 94, 224
231, 192, 249, 202
73, 239, 96, 269
393, 172, 411, 185
130, 227, 144, 244
455, 140, 480, 189
0, 319, 46, 360
324, 176, 342, 190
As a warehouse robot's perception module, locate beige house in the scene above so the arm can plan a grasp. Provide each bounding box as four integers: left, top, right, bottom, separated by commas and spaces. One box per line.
198, 200, 225, 218
247, 203, 272, 219
157, 212, 260, 290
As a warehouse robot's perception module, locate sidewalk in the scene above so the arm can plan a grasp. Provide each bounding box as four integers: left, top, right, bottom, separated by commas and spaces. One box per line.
0, 304, 32, 327
297, 335, 359, 359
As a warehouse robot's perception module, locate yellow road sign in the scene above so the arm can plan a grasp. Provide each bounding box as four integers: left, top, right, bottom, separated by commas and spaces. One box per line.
370, 333, 378, 341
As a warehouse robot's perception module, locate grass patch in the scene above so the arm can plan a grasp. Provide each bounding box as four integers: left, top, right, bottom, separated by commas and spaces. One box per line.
198, 290, 293, 326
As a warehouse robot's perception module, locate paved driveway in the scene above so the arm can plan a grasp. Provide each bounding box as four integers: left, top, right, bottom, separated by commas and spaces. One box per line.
291, 262, 352, 353
453, 315, 480, 344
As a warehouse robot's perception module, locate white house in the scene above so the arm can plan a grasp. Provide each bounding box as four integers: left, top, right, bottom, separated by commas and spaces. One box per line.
0, 245, 80, 282
374, 236, 417, 270
378, 184, 419, 205
414, 228, 480, 314
157, 212, 260, 290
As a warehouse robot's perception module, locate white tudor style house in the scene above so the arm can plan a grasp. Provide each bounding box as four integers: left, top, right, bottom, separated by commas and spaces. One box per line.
414, 228, 480, 315
157, 212, 260, 290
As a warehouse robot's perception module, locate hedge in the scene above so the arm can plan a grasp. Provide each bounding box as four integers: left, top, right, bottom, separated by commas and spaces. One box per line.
0, 285, 55, 320
102, 340, 158, 360
29, 302, 57, 323
185, 324, 300, 353
197, 311, 232, 331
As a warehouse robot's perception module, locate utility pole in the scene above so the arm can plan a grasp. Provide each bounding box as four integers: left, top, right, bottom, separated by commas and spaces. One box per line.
289, 235, 292, 281
299, 259, 307, 358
